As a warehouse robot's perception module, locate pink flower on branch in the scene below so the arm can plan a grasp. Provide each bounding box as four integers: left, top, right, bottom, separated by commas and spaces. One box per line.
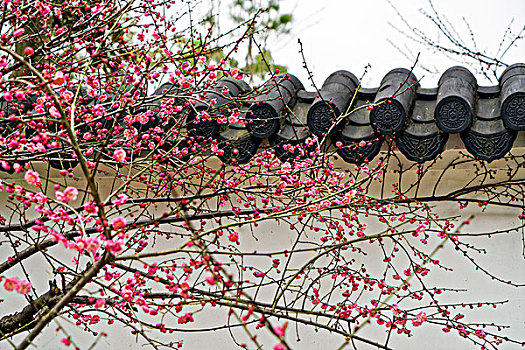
79, 237, 101, 255
273, 322, 288, 337
112, 193, 129, 207
3, 277, 31, 295
84, 201, 98, 214
2, 91, 13, 102
52, 71, 66, 86
105, 239, 125, 255
13, 28, 25, 37
14, 90, 25, 101
412, 311, 427, 327
24, 169, 42, 187
56, 186, 78, 203
113, 148, 126, 162
112, 216, 127, 230
4, 277, 19, 291
16, 280, 32, 295
228, 232, 239, 243
49, 106, 61, 119
34, 192, 47, 203
94, 299, 106, 309
178, 313, 194, 324
205, 275, 216, 285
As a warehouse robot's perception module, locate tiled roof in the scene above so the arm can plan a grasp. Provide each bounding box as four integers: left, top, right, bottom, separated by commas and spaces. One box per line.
1, 64, 525, 170
216, 64, 525, 164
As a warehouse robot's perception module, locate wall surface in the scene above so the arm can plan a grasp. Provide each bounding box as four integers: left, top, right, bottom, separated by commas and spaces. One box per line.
1, 145, 524, 349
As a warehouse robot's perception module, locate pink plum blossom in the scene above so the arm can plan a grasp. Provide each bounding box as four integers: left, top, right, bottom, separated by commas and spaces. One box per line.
49, 106, 61, 118
34, 192, 47, 203
94, 299, 106, 309
3, 277, 31, 295
16, 280, 31, 295
81, 237, 100, 254
4, 277, 19, 291
205, 275, 216, 285
228, 232, 239, 243
178, 313, 194, 324
52, 71, 66, 86
113, 148, 126, 162
24, 169, 41, 187
13, 28, 25, 37
14, 90, 26, 101
112, 193, 129, 207
273, 322, 287, 337
105, 239, 125, 255
56, 186, 78, 203
24, 169, 42, 187
412, 311, 427, 327
3, 91, 13, 102
112, 216, 127, 230
84, 201, 98, 214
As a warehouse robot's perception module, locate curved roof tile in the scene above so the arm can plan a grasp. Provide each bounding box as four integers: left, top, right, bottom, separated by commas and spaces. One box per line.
2, 64, 525, 169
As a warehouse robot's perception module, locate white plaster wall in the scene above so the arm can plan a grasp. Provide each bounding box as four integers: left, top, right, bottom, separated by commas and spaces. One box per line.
1, 147, 524, 349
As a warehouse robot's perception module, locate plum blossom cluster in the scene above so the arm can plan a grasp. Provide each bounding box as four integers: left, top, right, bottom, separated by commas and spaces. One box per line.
56, 186, 78, 203
2, 276, 31, 295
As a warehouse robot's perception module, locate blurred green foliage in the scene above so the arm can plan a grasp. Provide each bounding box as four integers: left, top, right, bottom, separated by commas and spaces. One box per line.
205, 0, 293, 81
